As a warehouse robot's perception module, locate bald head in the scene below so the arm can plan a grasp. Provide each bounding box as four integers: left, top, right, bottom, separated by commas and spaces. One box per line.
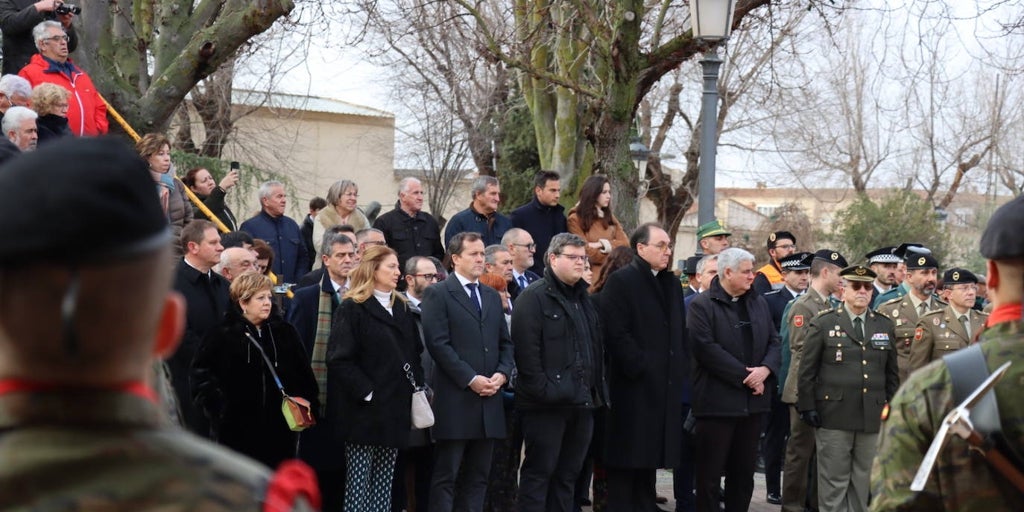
217, 247, 258, 282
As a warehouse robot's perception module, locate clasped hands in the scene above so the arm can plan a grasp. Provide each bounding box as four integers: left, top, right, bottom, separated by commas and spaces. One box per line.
469, 373, 506, 397
743, 365, 770, 396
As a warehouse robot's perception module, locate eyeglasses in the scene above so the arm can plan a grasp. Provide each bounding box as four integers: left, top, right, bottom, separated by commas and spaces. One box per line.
847, 281, 872, 291
644, 242, 672, 252
774, 243, 796, 250
513, 243, 536, 251
43, 35, 69, 44
413, 273, 440, 282
557, 254, 588, 263
948, 284, 978, 291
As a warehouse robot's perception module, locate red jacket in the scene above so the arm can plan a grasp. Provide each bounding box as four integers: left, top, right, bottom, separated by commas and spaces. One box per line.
19, 54, 108, 136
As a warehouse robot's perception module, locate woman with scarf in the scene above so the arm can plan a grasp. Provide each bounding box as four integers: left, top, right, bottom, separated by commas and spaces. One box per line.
137, 133, 192, 254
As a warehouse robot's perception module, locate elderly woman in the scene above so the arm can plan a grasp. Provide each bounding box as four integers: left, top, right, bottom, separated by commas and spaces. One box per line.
567, 175, 629, 277
137, 133, 193, 253
192, 272, 319, 469
30, 82, 70, 145
183, 166, 239, 231
313, 180, 369, 263
327, 245, 424, 511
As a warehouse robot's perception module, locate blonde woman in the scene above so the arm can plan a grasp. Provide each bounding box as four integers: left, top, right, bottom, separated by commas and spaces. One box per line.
137, 133, 193, 251
327, 245, 424, 511
31, 82, 70, 145
313, 180, 369, 263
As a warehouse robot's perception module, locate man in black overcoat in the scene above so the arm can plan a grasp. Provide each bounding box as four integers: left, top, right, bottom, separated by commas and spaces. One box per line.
599, 223, 686, 512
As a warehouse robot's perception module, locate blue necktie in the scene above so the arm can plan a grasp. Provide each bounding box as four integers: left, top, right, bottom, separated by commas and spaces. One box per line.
467, 283, 482, 314
518, 275, 528, 290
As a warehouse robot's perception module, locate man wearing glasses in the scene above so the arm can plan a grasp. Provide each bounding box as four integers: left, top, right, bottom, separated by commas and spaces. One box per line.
908, 268, 988, 371
753, 231, 798, 295
503, 228, 540, 300
0, 0, 79, 75
19, 20, 106, 135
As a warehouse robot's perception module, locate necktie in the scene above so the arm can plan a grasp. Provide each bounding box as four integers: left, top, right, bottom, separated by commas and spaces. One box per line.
918, 302, 927, 317
518, 275, 528, 291
854, 317, 864, 342
960, 315, 971, 339
467, 283, 482, 314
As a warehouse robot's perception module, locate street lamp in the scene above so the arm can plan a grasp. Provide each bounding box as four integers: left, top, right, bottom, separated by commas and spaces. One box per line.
629, 135, 650, 183
690, 0, 735, 249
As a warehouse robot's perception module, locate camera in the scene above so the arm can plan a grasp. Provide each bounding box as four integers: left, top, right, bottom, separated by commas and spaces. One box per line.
54, 4, 81, 16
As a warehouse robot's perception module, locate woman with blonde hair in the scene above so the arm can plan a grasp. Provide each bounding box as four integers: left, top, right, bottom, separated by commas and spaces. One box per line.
327, 245, 425, 511
313, 180, 369, 263
567, 175, 629, 277
30, 82, 70, 145
137, 133, 193, 253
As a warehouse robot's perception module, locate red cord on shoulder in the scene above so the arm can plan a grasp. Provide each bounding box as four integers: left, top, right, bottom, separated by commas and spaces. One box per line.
263, 459, 321, 512
986, 303, 1022, 329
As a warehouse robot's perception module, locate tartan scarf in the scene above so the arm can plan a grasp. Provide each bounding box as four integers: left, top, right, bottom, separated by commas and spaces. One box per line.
310, 279, 337, 416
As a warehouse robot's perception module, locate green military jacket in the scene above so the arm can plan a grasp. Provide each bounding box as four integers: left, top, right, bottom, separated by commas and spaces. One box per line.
908, 305, 988, 372
781, 287, 832, 404
797, 306, 899, 433
871, 319, 1024, 511
0, 388, 317, 511
878, 294, 945, 384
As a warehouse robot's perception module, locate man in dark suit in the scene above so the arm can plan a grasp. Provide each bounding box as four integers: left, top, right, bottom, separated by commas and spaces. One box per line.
504, 228, 541, 300
600, 223, 687, 512
422, 231, 515, 511
171, 219, 229, 436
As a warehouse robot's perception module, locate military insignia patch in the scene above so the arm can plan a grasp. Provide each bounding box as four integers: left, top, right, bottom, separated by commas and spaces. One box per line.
892, 309, 899, 318
953, 271, 960, 281
831, 252, 839, 261
914, 327, 924, 341
933, 317, 941, 326
794, 315, 804, 327
769, 233, 777, 242
881, 403, 890, 421
918, 256, 926, 266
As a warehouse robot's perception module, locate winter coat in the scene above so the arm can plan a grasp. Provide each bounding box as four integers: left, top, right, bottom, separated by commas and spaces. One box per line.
687, 276, 782, 418
19, 54, 106, 135
443, 205, 513, 247
193, 186, 238, 232
326, 297, 424, 448
35, 113, 71, 146
566, 206, 629, 277
240, 210, 309, 284
600, 256, 686, 469
311, 206, 369, 265
373, 205, 445, 272
191, 304, 319, 469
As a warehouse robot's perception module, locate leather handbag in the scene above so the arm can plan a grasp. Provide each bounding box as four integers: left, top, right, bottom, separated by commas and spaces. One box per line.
245, 333, 317, 431
382, 306, 434, 429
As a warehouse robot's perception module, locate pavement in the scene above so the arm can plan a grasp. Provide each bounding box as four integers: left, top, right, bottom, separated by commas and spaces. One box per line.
582, 469, 781, 512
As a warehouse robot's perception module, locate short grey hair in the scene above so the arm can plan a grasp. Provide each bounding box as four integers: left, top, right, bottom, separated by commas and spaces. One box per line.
320, 233, 354, 258
696, 254, 719, 275
355, 228, 384, 244
545, 233, 587, 263
501, 227, 529, 247
471, 175, 499, 199
258, 180, 284, 201
2, 106, 36, 134
32, 21, 63, 52
398, 177, 421, 195
717, 247, 755, 273
484, 244, 510, 265
326, 179, 358, 207
0, 75, 30, 99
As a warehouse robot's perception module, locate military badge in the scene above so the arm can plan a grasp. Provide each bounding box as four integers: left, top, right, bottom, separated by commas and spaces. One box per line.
918, 256, 926, 266
892, 309, 899, 318
914, 327, 924, 341
933, 317, 940, 326
793, 315, 804, 327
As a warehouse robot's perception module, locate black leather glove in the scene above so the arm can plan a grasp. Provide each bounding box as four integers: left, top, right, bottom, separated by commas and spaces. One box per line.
799, 410, 822, 428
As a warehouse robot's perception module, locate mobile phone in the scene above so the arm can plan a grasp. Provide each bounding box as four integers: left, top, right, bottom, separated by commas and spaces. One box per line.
230, 161, 240, 172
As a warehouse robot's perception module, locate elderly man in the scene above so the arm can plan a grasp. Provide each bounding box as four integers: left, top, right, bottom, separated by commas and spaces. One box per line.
240, 180, 309, 284
444, 176, 513, 246
689, 247, 781, 512
0, 0, 78, 74
373, 177, 445, 272
753, 231, 798, 294
0, 138, 318, 510
2, 104, 35, 151
485, 244, 514, 280
504, 228, 540, 300
215, 246, 257, 282
0, 74, 30, 123
510, 170, 567, 276
19, 21, 106, 135
599, 223, 686, 511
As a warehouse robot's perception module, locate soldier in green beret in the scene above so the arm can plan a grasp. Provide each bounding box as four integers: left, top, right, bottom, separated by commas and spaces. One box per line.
871, 194, 1024, 511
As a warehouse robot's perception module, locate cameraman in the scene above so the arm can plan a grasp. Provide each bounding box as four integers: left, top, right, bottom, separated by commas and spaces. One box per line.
0, 0, 78, 74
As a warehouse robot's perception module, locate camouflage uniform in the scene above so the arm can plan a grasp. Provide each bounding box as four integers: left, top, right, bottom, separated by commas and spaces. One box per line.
870, 319, 1024, 511
877, 294, 945, 384
0, 389, 318, 511
908, 306, 988, 372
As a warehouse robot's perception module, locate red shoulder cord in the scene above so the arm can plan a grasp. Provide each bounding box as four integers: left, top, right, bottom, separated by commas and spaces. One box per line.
0, 379, 157, 403
985, 303, 1023, 330
263, 459, 322, 512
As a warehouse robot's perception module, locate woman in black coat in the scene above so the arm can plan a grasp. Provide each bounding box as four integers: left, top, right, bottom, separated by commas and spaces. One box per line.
327, 245, 424, 511
183, 166, 239, 231
192, 272, 319, 469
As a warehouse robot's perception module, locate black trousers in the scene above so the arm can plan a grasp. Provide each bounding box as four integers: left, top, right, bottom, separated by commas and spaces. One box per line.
430, 438, 495, 512
392, 445, 434, 512
672, 404, 697, 512
762, 392, 790, 496
518, 408, 594, 512
606, 467, 656, 512
694, 415, 763, 512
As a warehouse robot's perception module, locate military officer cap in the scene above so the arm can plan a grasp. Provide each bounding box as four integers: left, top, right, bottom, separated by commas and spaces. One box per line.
865, 246, 900, 265
682, 255, 702, 275
767, 231, 796, 249
697, 219, 731, 239
980, 195, 1024, 260
942, 268, 978, 286
812, 249, 848, 268
779, 251, 813, 271
0, 137, 171, 267
839, 265, 877, 282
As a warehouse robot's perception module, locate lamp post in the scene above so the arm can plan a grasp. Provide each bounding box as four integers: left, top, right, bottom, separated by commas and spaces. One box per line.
690, 0, 735, 251
630, 134, 650, 195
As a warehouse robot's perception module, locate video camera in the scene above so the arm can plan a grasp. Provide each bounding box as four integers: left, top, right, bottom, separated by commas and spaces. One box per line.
54, 4, 81, 16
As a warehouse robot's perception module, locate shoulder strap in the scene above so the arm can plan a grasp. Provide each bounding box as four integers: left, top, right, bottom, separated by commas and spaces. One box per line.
244, 332, 288, 398
380, 302, 421, 391
944, 344, 1002, 435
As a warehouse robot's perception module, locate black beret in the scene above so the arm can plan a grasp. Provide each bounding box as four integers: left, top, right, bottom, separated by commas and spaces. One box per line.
942, 268, 978, 285
682, 255, 702, 275
893, 243, 925, 259
767, 231, 796, 249
865, 246, 900, 264
904, 247, 939, 270
812, 249, 848, 268
839, 265, 876, 282
0, 137, 170, 266
779, 251, 813, 271
980, 196, 1024, 260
